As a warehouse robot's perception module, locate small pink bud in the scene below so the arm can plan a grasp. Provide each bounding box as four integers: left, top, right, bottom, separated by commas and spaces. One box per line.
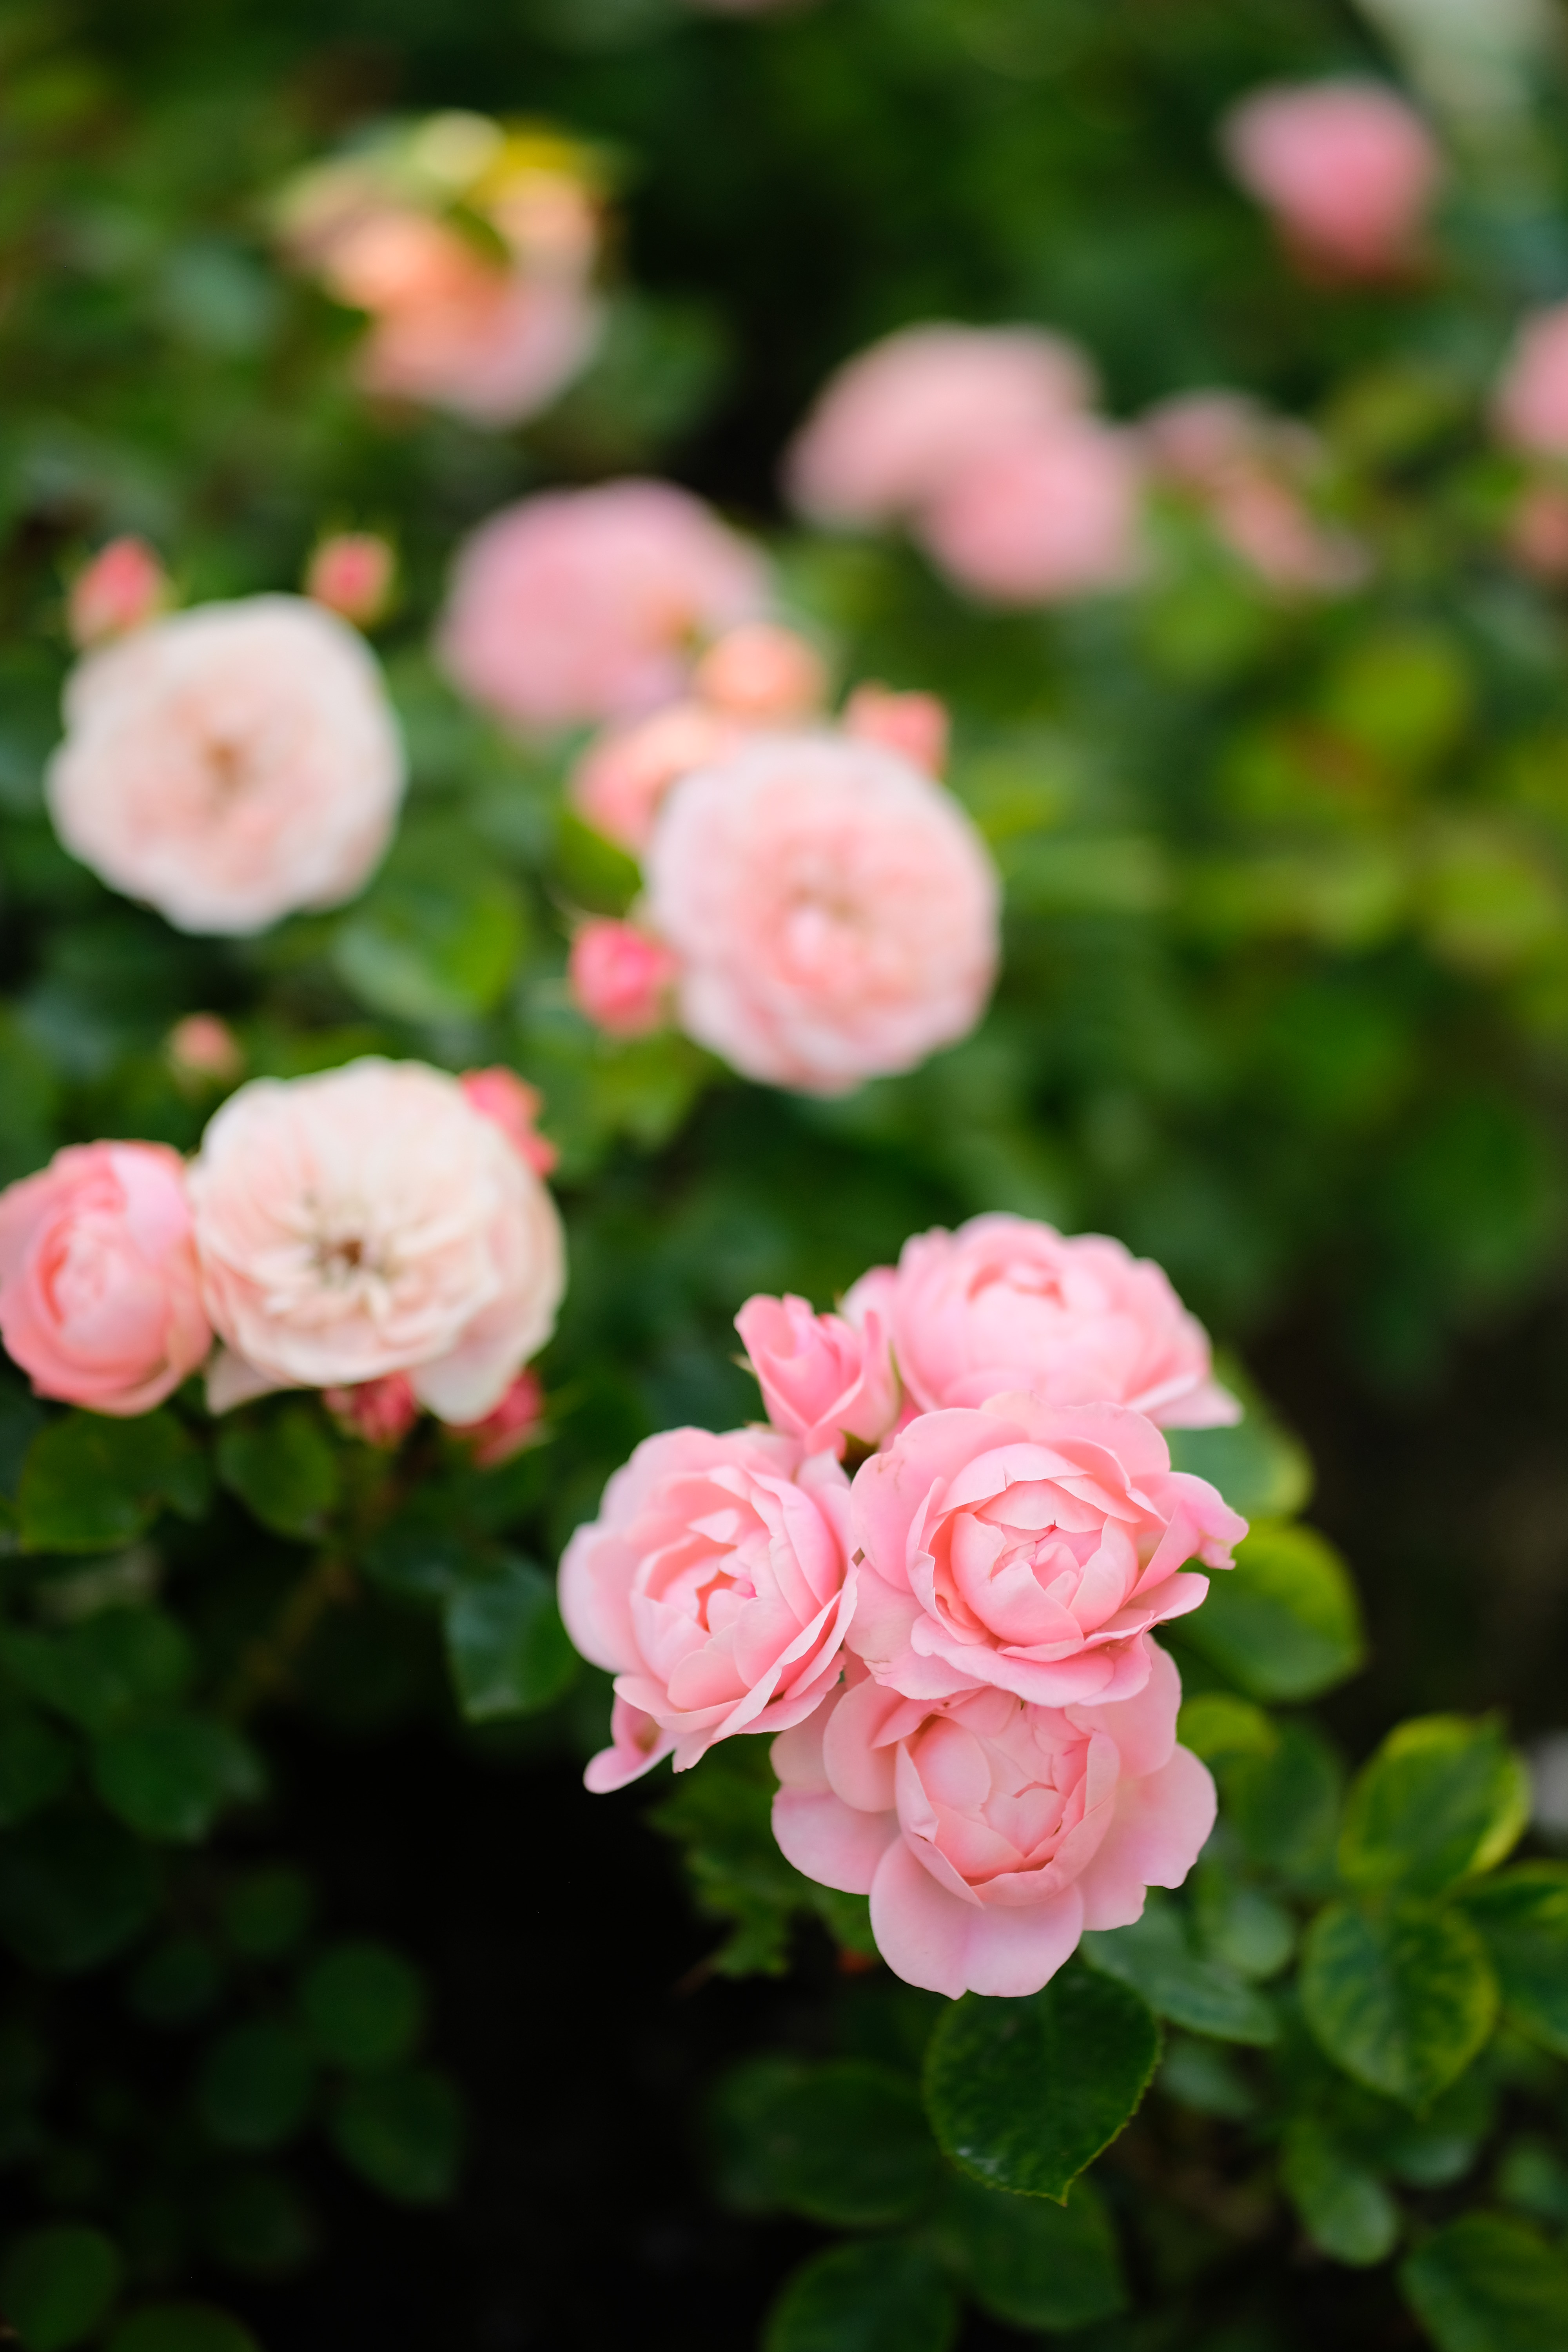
693, 622, 827, 722
568, 918, 679, 1038
460, 1067, 559, 1178
735, 1291, 899, 1459
68, 537, 169, 648
842, 683, 950, 775
325, 1372, 421, 1448
306, 532, 396, 628
166, 1014, 245, 1084
448, 1368, 545, 1468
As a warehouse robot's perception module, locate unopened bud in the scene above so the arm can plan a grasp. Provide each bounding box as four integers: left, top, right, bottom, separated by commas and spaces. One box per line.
69, 537, 169, 648
305, 533, 396, 628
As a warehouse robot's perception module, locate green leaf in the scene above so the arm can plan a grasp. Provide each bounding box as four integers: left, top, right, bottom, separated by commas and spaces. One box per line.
934, 2168, 1127, 2330
1165, 1408, 1312, 1523
1339, 1716, 1530, 1898
196, 2022, 314, 2152
1, 1609, 192, 1737
1081, 1890, 1276, 2043
361, 1501, 489, 1604
1191, 1862, 1295, 1981
0, 1704, 72, 1826
924, 1966, 1160, 2201
652, 1736, 811, 1978
763, 2239, 959, 2352
332, 852, 526, 1022
1280, 2118, 1401, 2267
1401, 2214, 1568, 2352
217, 1405, 339, 1541
19, 1411, 200, 1553
1178, 1521, 1365, 1702
105, 2306, 259, 2352
300, 1942, 425, 2073
0, 1810, 158, 1972
93, 1717, 262, 1842
1223, 1718, 1343, 1889
1460, 1866, 1568, 2056
0, 2224, 123, 2350
443, 1555, 579, 1722
330, 2066, 465, 2204
1177, 1692, 1279, 1765
1301, 1898, 1497, 2108
709, 2057, 939, 2227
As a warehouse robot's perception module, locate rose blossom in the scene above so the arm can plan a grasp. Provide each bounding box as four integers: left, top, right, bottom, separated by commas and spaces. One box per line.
1221, 80, 1442, 280
842, 683, 949, 775
1508, 481, 1568, 580
0, 1143, 212, 1415
691, 623, 827, 722
569, 918, 680, 1038
644, 733, 1000, 1094
68, 537, 169, 647
189, 1058, 564, 1421
46, 596, 404, 936
1495, 303, 1568, 459
786, 323, 1094, 527
771, 1642, 1214, 1997
437, 481, 770, 733
167, 1014, 244, 1085
735, 1292, 899, 1458
1142, 391, 1366, 596
448, 1368, 545, 1467
559, 1427, 854, 1789
307, 533, 395, 626
846, 1394, 1245, 1708
459, 1066, 558, 1177
570, 702, 744, 853
325, 1372, 420, 1448
917, 416, 1142, 604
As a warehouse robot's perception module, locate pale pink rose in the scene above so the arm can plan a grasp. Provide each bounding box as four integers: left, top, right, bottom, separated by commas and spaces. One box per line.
1495, 304, 1568, 458
359, 263, 601, 429
324, 1372, 421, 1448
645, 734, 1000, 1094
1508, 481, 1568, 579
771, 1642, 1214, 1998
0, 1143, 212, 1416
846, 1394, 1244, 1708
46, 596, 404, 937
559, 1426, 855, 1788
570, 702, 743, 853
568, 918, 680, 1038
918, 416, 1142, 604
1221, 80, 1442, 280
438, 481, 771, 733
166, 1015, 244, 1084
189, 1058, 564, 1421
691, 624, 827, 722
68, 537, 169, 648
786, 323, 1094, 526
735, 1292, 899, 1458
448, 1367, 544, 1466
307, 533, 395, 627
459, 1067, 558, 1178
842, 684, 949, 775
1142, 392, 1367, 595
855, 1214, 1239, 1427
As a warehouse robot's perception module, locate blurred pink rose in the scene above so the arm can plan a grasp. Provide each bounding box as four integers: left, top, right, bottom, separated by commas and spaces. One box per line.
1142, 391, 1366, 595
918, 416, 1142, 604
857, 1214, 1240, 1426
324, 1372, 421, 1448
307, 533, 395, 627
1508, 480, 1568, 579
846, 1394, 1244, 1707
0, 1142, 212, 1415
438, 480, 770, 732
191, 1058, 564, 1421
842, 683, 949, 775
166, 1014, 244, 1085
559, 1426, 854, 1787
459, 1066, 558, 1177
448, 1367, 545, 1466
68, 537, 169, 648
735, 1292, 899, 1458
1221, 80, 1441, 280
47, 595, 404, 936
691, 623, 827, 721
568, 917, 680, 1038
1495, 303, 1568, 458
570, 702, 743, 853
645, 733, 1000, 1093
786, 323, 1093, 526
771, 1642, 1214, 1997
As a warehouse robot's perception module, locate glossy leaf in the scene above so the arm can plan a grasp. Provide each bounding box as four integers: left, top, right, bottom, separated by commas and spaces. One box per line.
330, 2067, 465, 2203
300, 1941, 425, 2073
92, 1716, 262, 1842
1164, 1407, 1312, 1524
1081, 1891, 1276, 2043
19, 1410, 202, 1553
217, 1405, 339, 1541
1280, 2117, 1401, 2266
1178, 1520, 1365, 1702
1, 1608, 192, 1737
1223, 1717, 1344, 1889
0, 2224, 123, 2351
1301, 1898, 1497, 2108
443, 1555, 579, 1721
763, 2238, 959, 2352
934, 2168, 1128, 2330
710, 2056, 939, 2227
1401, 2214, 1568, 2352
1339, 1716, 1530, 1898
1460, 1866, 1568, 2057
332, 851, 526, 1022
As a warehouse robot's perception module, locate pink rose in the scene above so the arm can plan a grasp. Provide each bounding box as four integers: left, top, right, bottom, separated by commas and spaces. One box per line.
1508, 481, 1568, 579
691, 624, 828, 722
0, 1143, 212, 1416
846, 1395, 1245, 1708
771, 1643, 1215, 1997
448, 1367, 545, 1467
306, 533, 395, 627
166, 1014, 244, 1085
644, 733, 999, 1094
459, 1066, 558, 1177
570, 702, 744, 854
855, 1214, 1239, 1427
359, 259, 601, 428
917, 416, 1142, 605
46, 596, 404, 937
559, 1427, 854, 1788
1142, 392, 1366, 596
842, 684, 949, 776
1495, 303, 1568, 458
189, 1058, 564, 1421
437, 481, 770, 733
324, 1372, 421, 1448
735, 1292, 899, 1458
68, 537, 169, 648
1221, 80, 1442, 280
786, 323, 1094, 527
568, 917, 680, 1038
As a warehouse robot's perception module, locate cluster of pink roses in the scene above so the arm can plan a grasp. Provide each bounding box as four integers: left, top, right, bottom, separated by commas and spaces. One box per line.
560, 1213, 1246, 2000
0, 1060, 564, 1461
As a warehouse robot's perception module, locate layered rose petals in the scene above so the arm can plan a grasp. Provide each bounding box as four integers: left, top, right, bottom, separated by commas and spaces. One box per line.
735, 1291, 899, 1459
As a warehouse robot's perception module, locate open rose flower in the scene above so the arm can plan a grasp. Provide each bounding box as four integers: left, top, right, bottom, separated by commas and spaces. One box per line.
46, 596, 404, 936
570, 701, 745, 853
189, 1058, 564, 1421
918, 415, 1143, 605
735, 1292, 899, 1458
851, 1214, 1239, 1427
846, 1394, 1245, 1708
772, 1642, 1214, 1997
559, 1427, 854, 1789
1495, 303, 1568, 459
1221, 80, 1441, 281
644, 733, 999, 1094
0, 1143, 212, 1415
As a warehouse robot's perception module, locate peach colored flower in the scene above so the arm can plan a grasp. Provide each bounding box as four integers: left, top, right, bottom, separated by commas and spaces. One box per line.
842, 683, 949, 775
644, 733, 999, 1093
438, 480, 770, 732
307, 534, 395, 627
691, 623, 827, 722
1508, 480, 1568, 579
47, 596, 404, 936
166, 1015, 244, 1085
0, 1143, 212, 1416
189, 1058, 564, 1422
918, 415, 1142, 604
1495, 303, 1568, 458
570, 701, 743, 853
1221, 80, 1442, 279
68, 538, 169, 648
735, 1291, 899, 1459
568, 918, 679, 1038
